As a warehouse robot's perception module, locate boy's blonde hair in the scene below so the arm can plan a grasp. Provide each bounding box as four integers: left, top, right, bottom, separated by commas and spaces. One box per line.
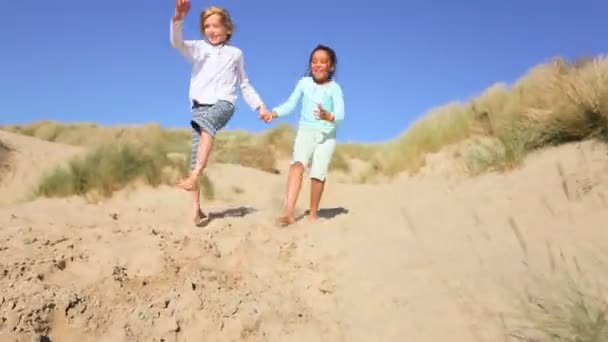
200, 6, 234, 42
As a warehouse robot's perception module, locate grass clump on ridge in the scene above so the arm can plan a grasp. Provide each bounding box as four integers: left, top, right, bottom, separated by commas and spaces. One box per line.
35, 139, 215, 200
210, 129, 281, 174
0, 139, 11, 179
2, 122, 290, 174
28, 122, 299, 199
3, 121, 360, 176
36, 143, 176, 198
364, 55, 608, 177
369, 101, 473, 176
4, 120, 361, 201
35, 140, 220, 199
0, 121, 284, 173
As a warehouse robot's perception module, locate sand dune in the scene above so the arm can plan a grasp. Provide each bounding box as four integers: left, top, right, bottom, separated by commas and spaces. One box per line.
1, 130, 608, 341
0, 130, 84, 206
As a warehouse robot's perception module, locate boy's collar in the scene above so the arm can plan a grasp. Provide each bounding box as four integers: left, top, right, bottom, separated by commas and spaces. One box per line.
205, 39, 230, 47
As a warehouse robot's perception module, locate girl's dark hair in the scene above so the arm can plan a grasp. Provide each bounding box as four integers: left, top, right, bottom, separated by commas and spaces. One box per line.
307, 44, 338, 80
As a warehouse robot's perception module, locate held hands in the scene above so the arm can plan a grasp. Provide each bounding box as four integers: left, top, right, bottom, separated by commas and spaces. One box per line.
174, 0, 190, 21
258, 106, 275, 124
314, 104, 335, 122
259, 104, 334, 124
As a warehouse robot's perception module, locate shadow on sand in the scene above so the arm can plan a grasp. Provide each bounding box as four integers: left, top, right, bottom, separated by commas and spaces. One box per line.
197, 206, 257, 227
296, 207, 350, 222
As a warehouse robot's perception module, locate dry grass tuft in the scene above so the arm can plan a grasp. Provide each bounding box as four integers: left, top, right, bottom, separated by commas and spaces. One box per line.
365, 55, 608, 178
0, 139, 9, 164
199, 173, 215, 200
35, 142, 185, 199
34, 134, 219, 201
3, 121, 179, 148
257, 123, 297, 158
509, 271, 608, 342
0, 139, 11, 179
211, 132, 279, 173
376, 101, 473, 176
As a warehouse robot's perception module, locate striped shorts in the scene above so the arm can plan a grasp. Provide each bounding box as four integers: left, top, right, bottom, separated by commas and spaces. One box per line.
189, 100, 235, 170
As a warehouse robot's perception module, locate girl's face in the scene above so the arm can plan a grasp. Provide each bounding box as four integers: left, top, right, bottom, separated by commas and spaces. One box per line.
310, 50, 334, 83
204, 14, 229, 45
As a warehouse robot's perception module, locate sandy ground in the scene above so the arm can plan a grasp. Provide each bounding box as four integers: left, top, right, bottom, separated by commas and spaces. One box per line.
1, 130, 608, 341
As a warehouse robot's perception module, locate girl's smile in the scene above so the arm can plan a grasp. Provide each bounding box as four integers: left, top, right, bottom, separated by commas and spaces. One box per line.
310, 50, 334, 83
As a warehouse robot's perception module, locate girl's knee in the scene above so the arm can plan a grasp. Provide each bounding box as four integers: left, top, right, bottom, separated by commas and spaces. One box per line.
290, 162, 306, 175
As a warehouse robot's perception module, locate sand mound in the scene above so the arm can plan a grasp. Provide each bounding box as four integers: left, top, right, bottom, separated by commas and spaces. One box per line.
1, 133, 608, 341
0, 182, 344, 341
0, 130, 84, 206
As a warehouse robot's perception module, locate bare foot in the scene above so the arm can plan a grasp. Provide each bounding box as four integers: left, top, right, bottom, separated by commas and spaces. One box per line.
194, 208, 209, 227
176, 173, 199, 191
308, 213, 319, 222
276, 214, 296, 227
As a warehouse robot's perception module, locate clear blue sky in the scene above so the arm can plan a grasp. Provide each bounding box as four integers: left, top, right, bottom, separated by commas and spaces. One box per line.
1, 0, 606, 142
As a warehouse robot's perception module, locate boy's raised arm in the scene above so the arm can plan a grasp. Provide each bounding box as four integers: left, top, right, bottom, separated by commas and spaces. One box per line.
170, 0, 198, 61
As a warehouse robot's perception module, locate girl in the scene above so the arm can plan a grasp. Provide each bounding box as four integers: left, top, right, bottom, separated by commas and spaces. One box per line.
262, 45, 345, 226
170, 0, 269, 226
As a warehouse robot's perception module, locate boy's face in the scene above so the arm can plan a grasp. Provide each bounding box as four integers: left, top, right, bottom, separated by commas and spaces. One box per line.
204, 14, 228, 45
310, 50, 333, 83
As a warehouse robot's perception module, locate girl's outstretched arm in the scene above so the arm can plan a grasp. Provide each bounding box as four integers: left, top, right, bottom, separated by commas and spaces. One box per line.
272, 79, 305, 117
236, 52, 265, 111
330, 83, 345, 124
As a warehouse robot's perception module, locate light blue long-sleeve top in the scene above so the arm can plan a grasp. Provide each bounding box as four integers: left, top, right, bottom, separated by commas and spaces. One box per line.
272, 77, 345, 134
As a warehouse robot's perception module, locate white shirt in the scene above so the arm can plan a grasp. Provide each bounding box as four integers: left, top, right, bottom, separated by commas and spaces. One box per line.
170, 19, 264, 111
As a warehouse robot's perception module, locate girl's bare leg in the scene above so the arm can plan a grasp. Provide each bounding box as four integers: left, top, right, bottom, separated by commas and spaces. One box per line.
308, 135, 334, 221
309, 178, 325, 220
277, 162, 305, 226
